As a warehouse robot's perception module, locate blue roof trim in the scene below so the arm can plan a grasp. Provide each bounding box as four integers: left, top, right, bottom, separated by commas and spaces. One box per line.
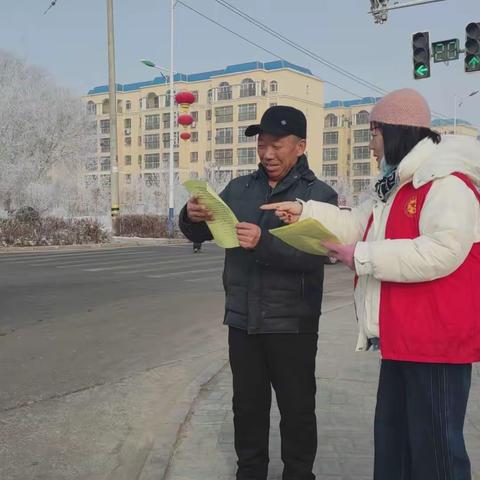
87, 60, 314, 95
431, 118, 472, 127
324, 97, 381, 108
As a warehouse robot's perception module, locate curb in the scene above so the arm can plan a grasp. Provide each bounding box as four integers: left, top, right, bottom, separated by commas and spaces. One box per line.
0, 238, 191, 254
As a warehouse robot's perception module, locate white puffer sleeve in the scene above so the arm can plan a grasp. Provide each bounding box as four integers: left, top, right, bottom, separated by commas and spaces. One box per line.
354, 175, 480, 282
299, 197, 373, 245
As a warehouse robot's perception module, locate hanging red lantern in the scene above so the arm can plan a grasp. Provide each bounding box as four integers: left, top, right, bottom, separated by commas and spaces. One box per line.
175, 91, 195, 112
180, 131, 191, 141
178, 113, 194, 127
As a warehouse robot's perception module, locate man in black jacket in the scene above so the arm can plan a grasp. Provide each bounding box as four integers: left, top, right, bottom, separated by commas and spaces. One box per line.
179, 106, 337, 480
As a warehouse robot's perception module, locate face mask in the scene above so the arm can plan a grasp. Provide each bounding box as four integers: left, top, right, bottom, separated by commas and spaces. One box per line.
380, 157, 396, 177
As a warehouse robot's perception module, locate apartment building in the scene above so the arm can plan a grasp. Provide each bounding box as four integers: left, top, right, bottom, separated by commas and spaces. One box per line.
83, 60, 325, 206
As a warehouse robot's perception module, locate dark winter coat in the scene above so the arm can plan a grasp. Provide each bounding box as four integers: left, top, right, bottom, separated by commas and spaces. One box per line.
179, 155, 338, 334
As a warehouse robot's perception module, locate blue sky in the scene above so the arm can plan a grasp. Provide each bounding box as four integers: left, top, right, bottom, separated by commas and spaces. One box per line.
2, 0, 479, 126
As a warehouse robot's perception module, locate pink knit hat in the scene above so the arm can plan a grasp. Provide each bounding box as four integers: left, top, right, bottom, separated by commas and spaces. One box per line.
370, 88, 431, 128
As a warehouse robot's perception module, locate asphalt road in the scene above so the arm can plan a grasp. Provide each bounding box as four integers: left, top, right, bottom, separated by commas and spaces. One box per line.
0, 244, 353, 480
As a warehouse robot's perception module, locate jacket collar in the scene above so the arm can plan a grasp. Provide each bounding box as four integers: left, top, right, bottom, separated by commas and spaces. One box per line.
252, 154, 316, 194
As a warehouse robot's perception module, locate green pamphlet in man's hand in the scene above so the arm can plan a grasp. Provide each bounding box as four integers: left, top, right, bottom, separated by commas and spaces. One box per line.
183, 180, 240, 249
269, 218, 341, 256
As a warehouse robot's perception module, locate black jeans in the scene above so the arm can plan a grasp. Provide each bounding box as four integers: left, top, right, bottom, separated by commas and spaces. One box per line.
228, 326, 318, 480
374, 360, 472, 480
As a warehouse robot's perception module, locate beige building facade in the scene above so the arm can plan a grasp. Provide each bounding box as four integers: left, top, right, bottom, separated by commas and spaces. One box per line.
83, 60, 325, 208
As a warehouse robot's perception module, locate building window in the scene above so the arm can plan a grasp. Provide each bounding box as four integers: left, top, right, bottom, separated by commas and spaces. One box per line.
214, 149, 233, 166
144, 134, 160, 150
353, 162, 371, 176
238, 147, 257, 165
322, 164, 338, 177
85, 175, 97, 187
270, 80, 278, 92
102, 99, 109, 115
124, 155, 132, 166
100, 156, 111, 171
323, 131, 338, 145
146, 92, 159, 109
138, 136, 142, 146
87, 101, 96, 115
191, 131, 199, 143
190, 171, 199, 179
124, 137, 132, 147
240, 78, 256, 97
145, 173, 160, 187
125, 174, 132, 184
101, 175, 111, 188
207, 89, 213, 104
206, 109, 212, 121
144, 153, 160, 169
206, 150, 212, 162
323, 147, 338, 162
126, 100, 131, 111
354, 129, 371, 143
191, 91, 199, 103
324, 114, 338, 128
86, 157, 97, 171
216, 127, 233, 145
145, 114, 160, 130
191, 111, 198, 126
355, 110, 369, 125
162, 132, 179, 148
162, 153, 179, 168
353, 179, 371, 193
215, 106, 233, 123
190, 152, 199, 163
238, 126, 256, 143
100, 138, 110, 152
207, 130, 212, 141
100, 119, 110, 134
218, 81, 232, 101
238, 103, 257, 122
353, 146, 370, 160
138, 155, 142, 168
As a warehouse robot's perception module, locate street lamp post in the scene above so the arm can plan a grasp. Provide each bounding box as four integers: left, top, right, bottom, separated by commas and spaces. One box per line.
140, 0, 177, 237
454, 90, 479, 134
140, 59, 178, 237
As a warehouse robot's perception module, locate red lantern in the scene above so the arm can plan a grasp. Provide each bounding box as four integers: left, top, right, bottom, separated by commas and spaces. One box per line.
180, 131, 191, 141
175, 91, 195, 105
178, 113, 193, 127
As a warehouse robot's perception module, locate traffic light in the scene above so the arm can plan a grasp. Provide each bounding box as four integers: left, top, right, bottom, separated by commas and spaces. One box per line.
412, 31, 431, 80
465, 22, 480, 73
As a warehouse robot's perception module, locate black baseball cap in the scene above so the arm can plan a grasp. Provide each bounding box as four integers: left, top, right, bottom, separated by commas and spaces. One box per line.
244, 105, 307, 139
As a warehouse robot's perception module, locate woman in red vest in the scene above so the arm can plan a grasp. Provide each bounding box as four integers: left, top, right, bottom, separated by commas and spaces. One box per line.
262, 88, 480, 479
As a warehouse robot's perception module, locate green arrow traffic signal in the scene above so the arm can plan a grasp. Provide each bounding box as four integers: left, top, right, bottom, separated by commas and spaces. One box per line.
469, 56, 480, 67
415, 64, 429, 76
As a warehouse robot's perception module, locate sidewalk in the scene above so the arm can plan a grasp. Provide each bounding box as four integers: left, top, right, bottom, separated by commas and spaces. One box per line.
161, 303, 480, 480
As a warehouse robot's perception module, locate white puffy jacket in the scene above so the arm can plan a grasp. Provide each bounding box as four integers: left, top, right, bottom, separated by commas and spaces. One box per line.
300, 135, 480, 351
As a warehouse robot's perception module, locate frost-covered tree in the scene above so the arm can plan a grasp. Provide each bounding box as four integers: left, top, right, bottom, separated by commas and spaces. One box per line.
0, 50, 95, 215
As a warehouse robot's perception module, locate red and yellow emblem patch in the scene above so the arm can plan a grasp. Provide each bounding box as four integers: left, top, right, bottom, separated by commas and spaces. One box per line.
405, 196, 417, 217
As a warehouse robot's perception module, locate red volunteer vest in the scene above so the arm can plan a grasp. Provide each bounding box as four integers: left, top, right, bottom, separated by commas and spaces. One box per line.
363, 173, 480, 363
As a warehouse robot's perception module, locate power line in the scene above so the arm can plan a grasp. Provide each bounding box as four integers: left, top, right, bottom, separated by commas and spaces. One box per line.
213, 0, 388, 95
176, 1, 365, 99
210, 0, 448, 118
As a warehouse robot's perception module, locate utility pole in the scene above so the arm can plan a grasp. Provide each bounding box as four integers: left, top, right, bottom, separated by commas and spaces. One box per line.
168, 0, 176, 237
107, 0, 120, 235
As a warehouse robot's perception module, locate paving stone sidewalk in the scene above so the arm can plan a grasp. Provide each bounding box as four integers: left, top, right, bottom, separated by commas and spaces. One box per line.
165, 303, 480, 480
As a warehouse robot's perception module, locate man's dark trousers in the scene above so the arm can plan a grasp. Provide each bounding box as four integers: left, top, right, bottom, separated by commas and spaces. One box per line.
374, 360, 472, 480
228, 326, 318, 480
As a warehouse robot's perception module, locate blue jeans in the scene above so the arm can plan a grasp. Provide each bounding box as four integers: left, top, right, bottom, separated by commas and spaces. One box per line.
374, 360, 472, 480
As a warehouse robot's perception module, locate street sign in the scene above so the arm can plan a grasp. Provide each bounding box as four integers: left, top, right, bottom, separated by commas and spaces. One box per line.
432, 39, 460, 62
